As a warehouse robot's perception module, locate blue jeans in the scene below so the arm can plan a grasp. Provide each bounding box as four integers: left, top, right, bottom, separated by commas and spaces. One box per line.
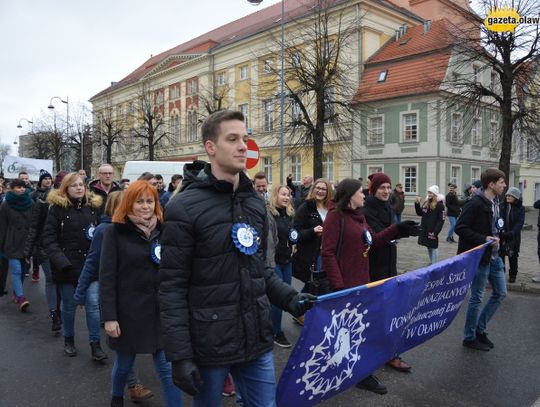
112, 350, 182, 407
41, 259, 58, 311
271, 263, 292, 336
60, 283, 100, 342
428, 248, 438, 265
464, 256, 507, 341
193, 351, 276, 407
447, 216, 457, 238
394, 213, 402, 224
9, 259, 25, 297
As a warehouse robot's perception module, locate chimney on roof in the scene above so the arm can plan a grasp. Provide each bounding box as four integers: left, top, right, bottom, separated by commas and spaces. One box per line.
111, 81, 118, 87
402, 24, 408, 35
423, 20, 432, 34
395, 30, 400, 41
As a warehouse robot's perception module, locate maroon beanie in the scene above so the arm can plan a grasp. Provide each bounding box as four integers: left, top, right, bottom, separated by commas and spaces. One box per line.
53, 171, 68, 189
369, 172, 391, 194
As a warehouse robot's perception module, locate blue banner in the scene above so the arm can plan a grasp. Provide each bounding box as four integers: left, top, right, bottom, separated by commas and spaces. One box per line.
276, 244, 488, 407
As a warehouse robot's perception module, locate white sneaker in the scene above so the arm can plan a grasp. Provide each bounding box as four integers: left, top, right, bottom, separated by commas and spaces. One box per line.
532, 273, 540, 283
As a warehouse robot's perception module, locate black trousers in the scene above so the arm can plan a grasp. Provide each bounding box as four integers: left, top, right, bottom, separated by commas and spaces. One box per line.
501, 255, 519, 278
0, 258, 8, 294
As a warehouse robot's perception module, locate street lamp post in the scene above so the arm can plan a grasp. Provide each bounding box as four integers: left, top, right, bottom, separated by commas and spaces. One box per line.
48, 96, 72, 168
248, 0, 285, 184
16, 118, 34, 155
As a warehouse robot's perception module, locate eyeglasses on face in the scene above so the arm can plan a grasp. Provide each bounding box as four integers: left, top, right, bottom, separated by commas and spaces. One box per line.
315, 187, 328, 192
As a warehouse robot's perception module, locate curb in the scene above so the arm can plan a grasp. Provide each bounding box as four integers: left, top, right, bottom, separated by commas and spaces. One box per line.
507, 281, 540, 295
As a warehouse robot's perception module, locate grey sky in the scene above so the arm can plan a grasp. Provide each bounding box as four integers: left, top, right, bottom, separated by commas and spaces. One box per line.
0, 0, 280, 153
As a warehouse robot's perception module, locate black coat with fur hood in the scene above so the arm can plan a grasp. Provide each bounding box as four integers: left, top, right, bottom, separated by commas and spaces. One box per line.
42, 189, 102, 284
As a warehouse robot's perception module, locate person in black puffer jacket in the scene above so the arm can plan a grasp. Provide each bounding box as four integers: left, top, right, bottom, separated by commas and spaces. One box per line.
415, 185, 445, 265
159, 110, 315, 406
499, 187, 525, 283
42, 172, 102, 357
266, 184, 296, 348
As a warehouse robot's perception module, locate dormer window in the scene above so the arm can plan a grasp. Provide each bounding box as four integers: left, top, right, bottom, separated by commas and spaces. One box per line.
378, 70, 388, 83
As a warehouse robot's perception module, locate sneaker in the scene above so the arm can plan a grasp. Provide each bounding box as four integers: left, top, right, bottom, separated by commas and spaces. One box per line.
274, 332, 292, 348
476, 332, 494, 349
31, 270, 40, 282
16, 296, 30, 312
128, 383, 154, 402
356, 374, 388, 395
222, 374, 236, 397
462, 338, 490, 351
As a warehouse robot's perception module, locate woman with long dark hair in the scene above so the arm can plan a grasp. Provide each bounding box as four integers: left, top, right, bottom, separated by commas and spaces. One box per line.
100, 180, 182, 407
42, 172, 102, 357
321, 178, 418, 395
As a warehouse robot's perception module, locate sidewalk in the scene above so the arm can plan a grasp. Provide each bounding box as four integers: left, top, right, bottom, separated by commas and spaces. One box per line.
397, 208, 540, 294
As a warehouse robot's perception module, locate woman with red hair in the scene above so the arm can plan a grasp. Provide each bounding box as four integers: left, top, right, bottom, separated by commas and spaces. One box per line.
99, 180, 182, 407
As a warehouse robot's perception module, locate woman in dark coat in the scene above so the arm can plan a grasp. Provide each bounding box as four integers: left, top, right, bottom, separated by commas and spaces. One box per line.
42, 172, 102, 357
322, 178, 418, 394
414, 185, 445, 265
499, 187, 525, 283
100, 180, 182, 407
0, 179, 33, 311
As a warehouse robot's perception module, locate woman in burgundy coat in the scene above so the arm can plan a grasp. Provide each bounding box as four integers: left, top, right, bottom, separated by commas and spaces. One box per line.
321, 178, 418, 394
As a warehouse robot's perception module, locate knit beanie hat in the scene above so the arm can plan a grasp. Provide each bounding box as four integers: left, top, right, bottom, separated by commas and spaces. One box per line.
369, 172, 391, 194
427, 185, 440, 195
38, 169, 52, 187
472, 180, 482, 189
505, 187, 521, 200
53, 171, 68, 189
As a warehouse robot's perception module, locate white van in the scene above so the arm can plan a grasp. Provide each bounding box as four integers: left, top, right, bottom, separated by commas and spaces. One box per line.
121, 161, 192, 186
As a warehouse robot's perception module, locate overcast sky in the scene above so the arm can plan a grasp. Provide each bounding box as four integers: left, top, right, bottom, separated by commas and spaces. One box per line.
0, 0, 281, 154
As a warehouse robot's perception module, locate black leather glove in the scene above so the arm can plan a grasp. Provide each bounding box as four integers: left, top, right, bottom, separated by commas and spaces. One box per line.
172, 359, 203, 396
396, 220, 421, 237
502, 231, 514, 241
288, 293, 317, 317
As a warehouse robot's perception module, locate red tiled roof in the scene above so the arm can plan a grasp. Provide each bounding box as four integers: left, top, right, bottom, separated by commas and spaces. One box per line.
352, 19, 460, 104
91, 0, 423, 101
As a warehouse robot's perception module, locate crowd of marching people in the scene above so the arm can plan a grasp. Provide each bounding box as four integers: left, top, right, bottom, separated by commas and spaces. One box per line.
1, 109, 539, 406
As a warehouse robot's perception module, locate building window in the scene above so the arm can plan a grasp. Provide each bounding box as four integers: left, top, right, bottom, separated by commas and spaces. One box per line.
262, 156, 273, 183
187, 79, 198, 95
402, 165, 417, 193
324, 86, 335, 124
471, 166, 480, 183
471, 117, 481, 146
263, 100, 274, 132
367, 115, 383, 145
289, 99, 302, 124
239, 65, 249, 80
368, 166, 383, 174
290, 155, 301, 182
170, 85, 180, 100
451, 112, 463, 143
263, 59, 273, 74
217, 72, 227, 86
238, 103, 249, 128
187, 110, 198, 142
155, 90, 164, 105
402, 112, 418, 142
378, 70, 388, 83
490, 120, 499, 146
323, 152, 334, 180
170, 114, 180, 143
473, 64, 481, 83
291, 52, 301, 68
450, 165, 461, 187
490, 71, 498, 90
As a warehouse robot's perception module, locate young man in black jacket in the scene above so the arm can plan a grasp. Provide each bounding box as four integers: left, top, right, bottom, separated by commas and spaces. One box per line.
159, 110, 315, 406
456, 168, 507, 351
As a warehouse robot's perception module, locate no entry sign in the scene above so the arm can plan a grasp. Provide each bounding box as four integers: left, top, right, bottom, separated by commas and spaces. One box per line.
246, 138, 260, 169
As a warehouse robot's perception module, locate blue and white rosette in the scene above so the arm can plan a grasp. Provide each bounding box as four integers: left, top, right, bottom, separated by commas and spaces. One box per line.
231, 223, 259, 256
84, 225, 96, 241
363, 229, 373, 246
496, 218, 505, 231
150, 241, 161, 265
288, 228, 299, 244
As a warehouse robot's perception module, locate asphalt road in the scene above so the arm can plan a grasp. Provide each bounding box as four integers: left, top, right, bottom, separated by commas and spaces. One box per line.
1, 276, 539, 407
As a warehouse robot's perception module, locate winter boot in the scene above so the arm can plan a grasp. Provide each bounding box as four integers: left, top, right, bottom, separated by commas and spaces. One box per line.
64, 337, 77, 357
110, 396, 124, 407
50, 310, 62, 333
16, 296, 30, 312
90, 341, 108, 361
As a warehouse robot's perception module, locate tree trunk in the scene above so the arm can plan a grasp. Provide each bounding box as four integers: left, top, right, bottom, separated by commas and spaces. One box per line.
498, 83, 514, 181
313, 126, 324, 179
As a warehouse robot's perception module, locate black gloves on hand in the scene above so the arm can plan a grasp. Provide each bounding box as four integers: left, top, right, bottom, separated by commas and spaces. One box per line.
502, 231, 514, 241
396, 220, 421, 237
288, 293, 317, 317
172, 359, 203, 396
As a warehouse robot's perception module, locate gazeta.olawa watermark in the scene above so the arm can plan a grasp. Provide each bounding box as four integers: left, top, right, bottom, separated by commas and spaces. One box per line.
484, 7, 540, 32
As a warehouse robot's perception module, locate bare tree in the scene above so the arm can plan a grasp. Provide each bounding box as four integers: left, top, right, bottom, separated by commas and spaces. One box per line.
443, 0, 540, 178
131, 81, 171, 161
0, 143, 10, 174
198, 82, 231, 118
93, 97, 125, 165
70, 103, 94, 173
259, 0, 359, 179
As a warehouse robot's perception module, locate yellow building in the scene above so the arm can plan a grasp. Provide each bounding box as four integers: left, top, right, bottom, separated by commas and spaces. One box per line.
90, 0, 423, 184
